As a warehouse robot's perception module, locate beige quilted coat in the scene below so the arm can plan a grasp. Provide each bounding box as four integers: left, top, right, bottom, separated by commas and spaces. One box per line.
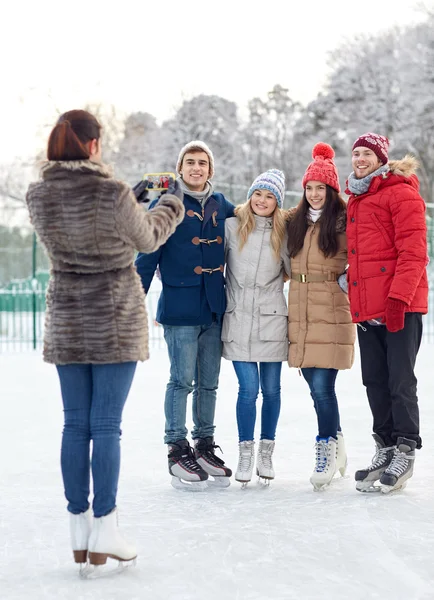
287, 210, 355, 369
26, 160, 184, 364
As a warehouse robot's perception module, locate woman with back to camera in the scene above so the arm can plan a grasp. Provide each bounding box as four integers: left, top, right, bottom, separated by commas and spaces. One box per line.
286, 143, 355, 490
222, 169, 291, 487
25, 109, 184, 572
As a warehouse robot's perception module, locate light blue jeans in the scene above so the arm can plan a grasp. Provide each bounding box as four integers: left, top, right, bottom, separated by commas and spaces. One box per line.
232, 361, 282, 442
163, 320, 222, 444
56, 362, 137, 518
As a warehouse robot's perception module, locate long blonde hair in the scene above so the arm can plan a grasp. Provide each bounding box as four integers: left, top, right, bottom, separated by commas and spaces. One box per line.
234, 201, 287, 261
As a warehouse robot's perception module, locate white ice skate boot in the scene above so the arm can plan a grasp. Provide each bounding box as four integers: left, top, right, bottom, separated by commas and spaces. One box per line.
310, 436, 337, 490
70, 508, 92, 567
194, 437, 232, 488
235, 441, 255, 487
379, 437, 416, 494
168, 439, 209, 491
84, 508, 137, 577
355, 433, 395, 493
256, 439, 275, 483
335, 431, 348, 477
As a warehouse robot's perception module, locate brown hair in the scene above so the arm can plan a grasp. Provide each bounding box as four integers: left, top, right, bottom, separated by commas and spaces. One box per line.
47, 110, 102, 161
286, 186, 347, 258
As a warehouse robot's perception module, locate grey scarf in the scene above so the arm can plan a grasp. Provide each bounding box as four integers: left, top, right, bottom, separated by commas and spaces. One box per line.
178, 176, 213, 207
347, 164, 389, 195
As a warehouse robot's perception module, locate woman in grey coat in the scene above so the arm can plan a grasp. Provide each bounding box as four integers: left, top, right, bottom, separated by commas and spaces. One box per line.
26, 110, 184, 573
222, 169, 290, 486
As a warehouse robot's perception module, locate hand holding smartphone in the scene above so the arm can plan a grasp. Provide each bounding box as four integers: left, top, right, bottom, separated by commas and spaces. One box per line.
143, 172, 176, 191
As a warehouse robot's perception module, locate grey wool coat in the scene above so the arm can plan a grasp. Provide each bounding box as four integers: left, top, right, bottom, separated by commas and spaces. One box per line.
222, 215, 291, 362
26, 160, 184, 365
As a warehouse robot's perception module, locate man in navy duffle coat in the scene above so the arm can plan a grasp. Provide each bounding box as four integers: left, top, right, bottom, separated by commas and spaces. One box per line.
135, 141, 235, 488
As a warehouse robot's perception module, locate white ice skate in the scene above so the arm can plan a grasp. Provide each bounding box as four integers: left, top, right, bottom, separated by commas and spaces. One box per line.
235, 441, 255, 488
335, 431, 348, 478
70, 508, 92, 571
80, 508, 137, 579
256, 439, 275, 484
310, 437, 337, 491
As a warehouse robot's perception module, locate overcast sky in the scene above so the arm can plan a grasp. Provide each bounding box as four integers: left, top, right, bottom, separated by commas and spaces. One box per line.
2, 0, 428, 160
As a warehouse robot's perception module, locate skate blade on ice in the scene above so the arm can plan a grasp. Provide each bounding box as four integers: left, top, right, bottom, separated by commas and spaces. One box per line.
356, 480, 382, 493
79, 558, 136, 579
206, 476, 231, 488
171, 476, 207, 491
257, 476, 272, 487
380, 481, 407, 494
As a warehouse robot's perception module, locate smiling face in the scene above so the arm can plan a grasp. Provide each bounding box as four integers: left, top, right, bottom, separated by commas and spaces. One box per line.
179, 151, 210, 191
250, 189, 277, 217
351, 147, 383, 179
305, 180, 327, 210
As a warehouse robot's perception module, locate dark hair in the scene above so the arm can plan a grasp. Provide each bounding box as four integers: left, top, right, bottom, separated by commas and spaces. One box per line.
286, 185, 347, 258
47, 109, 102, 161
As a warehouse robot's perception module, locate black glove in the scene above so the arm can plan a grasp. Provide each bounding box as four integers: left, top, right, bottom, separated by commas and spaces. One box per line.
133, 180, 151, 203
161, 178, 183, 202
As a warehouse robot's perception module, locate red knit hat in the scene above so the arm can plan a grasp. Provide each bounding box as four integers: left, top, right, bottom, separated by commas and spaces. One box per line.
302, 143, 340, 192
352, 132, 389, 165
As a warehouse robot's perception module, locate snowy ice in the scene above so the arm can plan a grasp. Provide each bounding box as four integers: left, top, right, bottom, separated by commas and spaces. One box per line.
1, 338, 434, 600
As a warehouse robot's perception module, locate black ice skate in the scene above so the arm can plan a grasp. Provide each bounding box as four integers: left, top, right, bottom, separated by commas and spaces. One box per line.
194, 437, 232, 488
355, 433, 395, 493
168, 440, 208, 491
379, 437, 416, 494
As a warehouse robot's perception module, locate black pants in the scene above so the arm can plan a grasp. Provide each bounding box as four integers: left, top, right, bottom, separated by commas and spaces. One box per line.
357, 313, 423, 449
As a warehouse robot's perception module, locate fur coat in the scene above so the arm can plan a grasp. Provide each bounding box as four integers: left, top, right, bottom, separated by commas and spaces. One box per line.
26, 160, 184, 364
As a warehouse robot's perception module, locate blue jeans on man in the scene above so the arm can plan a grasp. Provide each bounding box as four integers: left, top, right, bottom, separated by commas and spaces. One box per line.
163, 319, 222, 444
301, 367, 341, 439
56, 362, 137, 517
232, 361, 282, 442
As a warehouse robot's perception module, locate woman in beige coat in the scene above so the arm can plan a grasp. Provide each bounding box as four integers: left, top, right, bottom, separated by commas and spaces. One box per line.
286, 143, 355, 490
222, 169, 290, 486
26, 110, 184, 573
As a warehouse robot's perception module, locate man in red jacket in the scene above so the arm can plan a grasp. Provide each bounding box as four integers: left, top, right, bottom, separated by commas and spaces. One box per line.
345, 132, 428, 494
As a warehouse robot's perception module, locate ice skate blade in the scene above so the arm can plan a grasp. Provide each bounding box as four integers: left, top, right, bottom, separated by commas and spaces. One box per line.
171, 476, 207, 492
356, 480, 381, 493
257, 476, 272, 486
79, 558, 136, 579
236, 480, 251, 489
380, 482, 407, 495
206, 476, 231, 488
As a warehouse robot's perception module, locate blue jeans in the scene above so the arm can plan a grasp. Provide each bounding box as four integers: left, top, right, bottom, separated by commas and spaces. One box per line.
301, 367, 341, 439
233, 361, 282, 442
163, 320, 222, 444
56, 362, 137, 518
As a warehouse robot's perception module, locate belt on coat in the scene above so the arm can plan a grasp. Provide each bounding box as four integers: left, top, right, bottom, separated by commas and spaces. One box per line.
291, 272, 338, 283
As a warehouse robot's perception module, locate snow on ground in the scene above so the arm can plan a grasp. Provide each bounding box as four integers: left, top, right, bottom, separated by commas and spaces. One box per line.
1, 343, 434, 600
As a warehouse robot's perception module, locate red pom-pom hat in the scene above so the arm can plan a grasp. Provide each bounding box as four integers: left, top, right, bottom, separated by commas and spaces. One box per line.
302, 142, 340, 192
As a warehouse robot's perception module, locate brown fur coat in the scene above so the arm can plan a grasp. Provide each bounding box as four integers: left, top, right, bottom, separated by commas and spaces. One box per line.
26, 160, 184, 364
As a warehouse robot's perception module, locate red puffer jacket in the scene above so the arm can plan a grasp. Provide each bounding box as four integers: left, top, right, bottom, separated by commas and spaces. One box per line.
346, 156, 428, 323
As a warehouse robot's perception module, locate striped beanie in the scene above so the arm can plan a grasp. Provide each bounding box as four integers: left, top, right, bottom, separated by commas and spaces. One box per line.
247, 169, 285, 208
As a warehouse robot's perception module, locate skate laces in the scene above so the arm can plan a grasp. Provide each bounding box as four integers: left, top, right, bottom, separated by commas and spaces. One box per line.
202, 442, 226, 466
369, 445, 394, 471
259, 442, 274, 469
314, 440, 329, 473
171, 445, 203, 473
385, 449, 415, 477
237, 443, 253, 472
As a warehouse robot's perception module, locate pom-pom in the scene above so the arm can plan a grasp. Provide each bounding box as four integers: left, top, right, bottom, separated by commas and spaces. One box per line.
312, 142, 335, 160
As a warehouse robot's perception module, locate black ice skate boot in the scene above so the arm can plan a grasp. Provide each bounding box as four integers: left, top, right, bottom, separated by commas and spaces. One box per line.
194, 437, 232, 488
355, 433, 395, 492
168, 439, 208, 490
379, 437, 416, 494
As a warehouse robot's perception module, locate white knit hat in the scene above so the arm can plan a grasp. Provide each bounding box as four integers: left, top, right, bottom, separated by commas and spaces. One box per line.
247, 169, 285, 208
176, 140, 215, 180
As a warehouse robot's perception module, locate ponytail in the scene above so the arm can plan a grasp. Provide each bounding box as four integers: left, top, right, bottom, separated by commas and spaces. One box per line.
47, 110, 102, 161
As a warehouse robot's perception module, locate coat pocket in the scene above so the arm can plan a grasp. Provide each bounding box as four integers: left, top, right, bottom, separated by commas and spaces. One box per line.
221, 302, 237, 342
371, 213, 393, 246
259, 305, 288, 342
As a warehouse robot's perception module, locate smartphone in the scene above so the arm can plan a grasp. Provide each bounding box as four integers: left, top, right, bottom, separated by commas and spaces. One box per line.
143, 172, 175, 191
